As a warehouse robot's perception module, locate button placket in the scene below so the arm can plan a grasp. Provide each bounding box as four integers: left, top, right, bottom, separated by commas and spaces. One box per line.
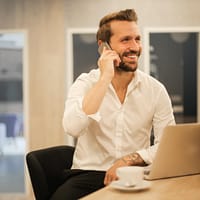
115, 106, 124, 158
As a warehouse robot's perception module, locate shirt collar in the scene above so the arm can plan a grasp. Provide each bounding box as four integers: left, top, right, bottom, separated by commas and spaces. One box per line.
128, 69, 142, 89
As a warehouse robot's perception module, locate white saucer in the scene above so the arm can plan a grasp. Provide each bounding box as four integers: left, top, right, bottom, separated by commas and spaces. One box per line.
109, 180, 151, 191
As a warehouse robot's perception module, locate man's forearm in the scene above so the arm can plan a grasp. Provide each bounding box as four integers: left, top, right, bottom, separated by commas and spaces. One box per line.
82, 76, 110, 115
121, 153, 147, 166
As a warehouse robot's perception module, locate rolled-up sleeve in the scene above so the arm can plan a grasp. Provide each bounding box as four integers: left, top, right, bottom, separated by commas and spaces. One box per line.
62, 71, 101, 137
63, 96, 89, 137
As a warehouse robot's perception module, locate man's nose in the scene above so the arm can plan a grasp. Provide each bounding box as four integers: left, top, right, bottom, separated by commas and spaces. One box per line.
129, 40, 140, 51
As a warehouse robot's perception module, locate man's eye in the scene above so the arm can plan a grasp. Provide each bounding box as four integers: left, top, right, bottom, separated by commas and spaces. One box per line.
122, 38, 130, 42
136, 37, 141, 42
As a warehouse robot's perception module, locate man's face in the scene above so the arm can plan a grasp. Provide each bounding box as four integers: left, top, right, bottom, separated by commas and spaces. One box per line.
109, 21, 142, 72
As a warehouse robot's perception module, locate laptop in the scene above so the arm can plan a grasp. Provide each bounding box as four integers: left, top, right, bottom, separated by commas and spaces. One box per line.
145, 123, 200, 180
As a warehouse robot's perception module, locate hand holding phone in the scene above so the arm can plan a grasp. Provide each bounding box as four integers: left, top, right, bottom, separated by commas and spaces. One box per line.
98, 42, 124, 70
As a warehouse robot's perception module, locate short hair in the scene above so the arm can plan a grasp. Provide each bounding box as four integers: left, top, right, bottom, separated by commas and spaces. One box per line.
96, 9, 138, 42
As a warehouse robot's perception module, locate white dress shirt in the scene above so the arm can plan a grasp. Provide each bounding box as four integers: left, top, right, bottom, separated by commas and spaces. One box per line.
63, 69, 175, 171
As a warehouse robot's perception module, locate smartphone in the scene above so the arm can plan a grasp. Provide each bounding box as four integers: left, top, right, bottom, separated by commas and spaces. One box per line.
98, 42, 112, 55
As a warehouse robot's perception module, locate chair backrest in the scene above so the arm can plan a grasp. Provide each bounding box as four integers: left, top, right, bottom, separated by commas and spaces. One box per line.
26, 145, 75, 200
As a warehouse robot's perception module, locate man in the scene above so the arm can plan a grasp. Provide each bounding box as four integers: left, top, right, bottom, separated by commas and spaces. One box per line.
52, 9, 175, 200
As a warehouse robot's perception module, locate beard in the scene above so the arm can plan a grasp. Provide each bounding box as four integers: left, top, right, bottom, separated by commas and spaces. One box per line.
116, 50, 140, 72
117, 62, 137, 72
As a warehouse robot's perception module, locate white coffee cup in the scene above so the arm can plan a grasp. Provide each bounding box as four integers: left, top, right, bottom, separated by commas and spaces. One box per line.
116, 166, 144, 187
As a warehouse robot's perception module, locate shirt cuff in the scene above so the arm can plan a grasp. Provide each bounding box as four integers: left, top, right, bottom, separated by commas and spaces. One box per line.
78, 97, 101, 122
136, 149, 153, 165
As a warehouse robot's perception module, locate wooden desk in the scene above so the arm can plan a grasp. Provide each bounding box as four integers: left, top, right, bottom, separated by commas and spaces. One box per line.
81, 174, 200, 200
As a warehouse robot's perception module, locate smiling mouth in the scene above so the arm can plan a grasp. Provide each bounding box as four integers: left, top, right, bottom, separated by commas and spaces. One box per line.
117, 51, 140, 72
123, 51, 139, 61
124, 54, 138, 63
128, 54, 137, 58
127, 55, 137, 59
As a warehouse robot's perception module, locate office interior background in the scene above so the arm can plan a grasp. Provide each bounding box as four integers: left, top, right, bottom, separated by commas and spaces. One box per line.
0, 0, 199, 199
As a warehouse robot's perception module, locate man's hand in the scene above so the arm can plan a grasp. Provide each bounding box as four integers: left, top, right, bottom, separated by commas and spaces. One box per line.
104, 158, 127, 186
98, 47, 121, 81
104, 153, 146, 185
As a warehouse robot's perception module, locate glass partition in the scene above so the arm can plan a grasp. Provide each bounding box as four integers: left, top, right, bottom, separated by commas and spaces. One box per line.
144, 28, 200, 123
0, 32, 26, 194
66, 28, 97, 89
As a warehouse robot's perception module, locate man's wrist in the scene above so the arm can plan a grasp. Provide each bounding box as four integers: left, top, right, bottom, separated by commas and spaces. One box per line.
121, 153, 146, 166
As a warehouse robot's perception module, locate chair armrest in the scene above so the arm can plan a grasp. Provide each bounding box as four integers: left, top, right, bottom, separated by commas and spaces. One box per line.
26, 145, 75, 200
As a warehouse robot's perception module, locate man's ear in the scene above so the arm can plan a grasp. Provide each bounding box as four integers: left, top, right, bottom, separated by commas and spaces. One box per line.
98, 40, 103, 47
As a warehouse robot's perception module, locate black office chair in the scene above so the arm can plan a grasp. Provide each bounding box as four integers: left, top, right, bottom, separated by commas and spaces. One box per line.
26, 145, 75, 200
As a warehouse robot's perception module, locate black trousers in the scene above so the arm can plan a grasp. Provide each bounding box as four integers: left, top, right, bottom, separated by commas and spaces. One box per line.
50, 169, 106, 200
